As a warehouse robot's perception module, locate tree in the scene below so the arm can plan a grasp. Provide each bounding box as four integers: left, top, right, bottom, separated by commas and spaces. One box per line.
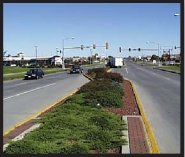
161, 53, 170, 62
151, 54, 159, 61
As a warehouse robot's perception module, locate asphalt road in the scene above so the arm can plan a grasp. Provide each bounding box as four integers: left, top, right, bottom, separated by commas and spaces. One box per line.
112, 61, 180, 153
3, 70, 90, 132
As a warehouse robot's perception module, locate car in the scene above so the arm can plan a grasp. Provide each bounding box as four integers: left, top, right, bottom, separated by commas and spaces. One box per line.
24, 68, 44, 80
70, 65, 83, 74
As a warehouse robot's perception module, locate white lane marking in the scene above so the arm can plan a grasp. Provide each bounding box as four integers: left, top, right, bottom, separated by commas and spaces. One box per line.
7, 82, 28, 88
4, 83, 56, 100
136, 67, 172, 81
125, 68, 128, 74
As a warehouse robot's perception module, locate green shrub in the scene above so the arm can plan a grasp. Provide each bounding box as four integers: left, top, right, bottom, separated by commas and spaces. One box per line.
65, 93, 86, 105
103, 72, 123, 83
78, 80, 123, 97
85, 91, 123, 107
87, 68, 107, 79
5, 140, 60, 154
59, 143, 90, 154
5, 104, 126, 154
77, 80, 123, 108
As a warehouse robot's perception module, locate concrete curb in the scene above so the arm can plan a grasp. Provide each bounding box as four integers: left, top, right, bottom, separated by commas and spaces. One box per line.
82, 73, 94, 81
3, 88, 79, 137
107, 68, 112, 72
3, 124, 41, 152
153, 67, 180, 74
121, 116, 130, 154
129, 80, 160, 153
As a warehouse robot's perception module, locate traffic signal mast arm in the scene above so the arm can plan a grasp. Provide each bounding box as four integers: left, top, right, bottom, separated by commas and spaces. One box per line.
64, 42, 108, 50
119, 48, 158, 51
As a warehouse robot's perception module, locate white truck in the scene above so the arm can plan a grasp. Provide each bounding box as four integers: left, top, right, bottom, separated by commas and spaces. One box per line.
109, 57, 123, 68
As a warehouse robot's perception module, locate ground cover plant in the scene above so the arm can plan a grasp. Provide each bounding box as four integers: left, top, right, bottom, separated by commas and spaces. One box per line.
5, 103, 127, 154
76, 79, 124, 107
87, 67, 108, 79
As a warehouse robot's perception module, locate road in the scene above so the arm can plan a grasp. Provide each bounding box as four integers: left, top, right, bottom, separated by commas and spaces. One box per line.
3, 70, 90, 132
112, 61, 180, 153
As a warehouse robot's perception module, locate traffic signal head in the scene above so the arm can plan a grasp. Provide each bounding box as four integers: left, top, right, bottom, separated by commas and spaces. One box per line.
93, 44, 96, 49
81, 45, 84, 50
119, 47, 122, 52
138, 48, 141, 51
129, 48, 131, 51
174, 46, 176, 49
105, 42, 108, 49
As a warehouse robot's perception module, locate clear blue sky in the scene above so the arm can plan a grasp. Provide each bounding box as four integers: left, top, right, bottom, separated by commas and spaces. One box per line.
3, 3, 180, 58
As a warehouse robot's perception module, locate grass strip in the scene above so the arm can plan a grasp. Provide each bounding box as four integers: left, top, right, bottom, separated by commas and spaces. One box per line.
157, 65, 180, 74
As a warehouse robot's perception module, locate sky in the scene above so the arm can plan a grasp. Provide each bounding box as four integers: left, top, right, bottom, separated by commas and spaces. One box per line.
3, 3, 180, 58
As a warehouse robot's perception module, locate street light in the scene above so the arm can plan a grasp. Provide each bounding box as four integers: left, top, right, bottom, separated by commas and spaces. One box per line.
174, 13, 180, 16
146, 41, 160, 66
62, 37, 75, 69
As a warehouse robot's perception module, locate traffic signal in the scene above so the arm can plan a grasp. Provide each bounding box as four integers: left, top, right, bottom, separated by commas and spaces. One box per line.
81, 45, 84, 50
138, 48, 141, 51
93, 44, 96, 49
174, 46, 176, 49
119, 47, 122, 52
105, 42, 109, 49
129, 48, 131, 51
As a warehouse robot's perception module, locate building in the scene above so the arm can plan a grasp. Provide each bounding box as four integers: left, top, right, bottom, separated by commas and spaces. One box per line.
50, 56, 63, 66
3, 52, 63, 66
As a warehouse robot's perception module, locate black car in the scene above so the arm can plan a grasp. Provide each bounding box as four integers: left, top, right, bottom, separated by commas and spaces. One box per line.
70, 65, 83, 74
24, 68, 44, 80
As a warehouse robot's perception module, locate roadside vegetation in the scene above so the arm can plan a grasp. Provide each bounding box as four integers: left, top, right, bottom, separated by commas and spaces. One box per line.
157, 65, 180, 74
3, 66, 68, 81
5, 68, 127, 154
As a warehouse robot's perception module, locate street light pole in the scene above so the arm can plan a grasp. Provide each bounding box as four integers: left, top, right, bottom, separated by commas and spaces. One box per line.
90, 49, 93, 64
62, 37, 75, 69
35, 46, 38, 66
157, 43, 160, 66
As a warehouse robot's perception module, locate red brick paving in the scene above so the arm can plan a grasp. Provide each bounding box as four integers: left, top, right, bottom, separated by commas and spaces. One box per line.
128, 117, 150, 154
3, 119, 36, 145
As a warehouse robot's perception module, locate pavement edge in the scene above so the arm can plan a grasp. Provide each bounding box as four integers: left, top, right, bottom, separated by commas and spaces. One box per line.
129, 80, 160, 154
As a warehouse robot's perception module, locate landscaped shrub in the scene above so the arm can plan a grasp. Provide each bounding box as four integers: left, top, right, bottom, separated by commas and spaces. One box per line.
103, 72, 123, 83
78, 79, 123, 97
85, 91, 123, 107
5, 104, 127, 154
87, 68, 108, 79
5, 140, 60, 154
65, 93, 86, 105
